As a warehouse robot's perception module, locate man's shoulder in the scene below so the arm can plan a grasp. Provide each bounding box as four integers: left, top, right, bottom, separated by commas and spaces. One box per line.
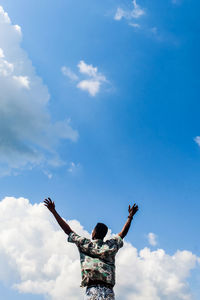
105, 235, 123, 248
68, 232, 91, 245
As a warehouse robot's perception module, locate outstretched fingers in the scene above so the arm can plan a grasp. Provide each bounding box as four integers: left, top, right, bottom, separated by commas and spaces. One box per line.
43, 198, 55, 212
43, 198, 54, 207
128, 203, 139, 216
44, 198, 51, 204
129, 203, 137, 209
134, 204, 139, 212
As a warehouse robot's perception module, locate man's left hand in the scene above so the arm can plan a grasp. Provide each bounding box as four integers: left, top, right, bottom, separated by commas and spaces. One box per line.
128, 203, 139, 218
44, 197, 55, 213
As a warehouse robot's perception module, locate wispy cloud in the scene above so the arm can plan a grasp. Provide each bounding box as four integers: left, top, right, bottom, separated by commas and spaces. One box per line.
194, 136, 200, 147
67, 161, 80, 173
129, 23, 141, 29
113, 1, 174, 44
114, 0, 145, 21
150, 26, 158, 35
62, 60, 107, 97
61, 66, 78, 81
43, 170, 53, 179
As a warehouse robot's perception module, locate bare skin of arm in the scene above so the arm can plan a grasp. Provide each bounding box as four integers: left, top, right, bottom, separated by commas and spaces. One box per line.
118, 203, 139, 239
43, 198, 73, 235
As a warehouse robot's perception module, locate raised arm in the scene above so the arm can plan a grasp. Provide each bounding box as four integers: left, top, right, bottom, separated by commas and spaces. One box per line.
118, 203, 139, 239
44, 198, 73, 235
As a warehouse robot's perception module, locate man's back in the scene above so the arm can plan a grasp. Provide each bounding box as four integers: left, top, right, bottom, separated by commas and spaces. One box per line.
68, 232, 124, 287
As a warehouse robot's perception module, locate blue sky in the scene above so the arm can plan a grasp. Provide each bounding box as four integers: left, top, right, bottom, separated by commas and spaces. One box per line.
0, 1, 200, 299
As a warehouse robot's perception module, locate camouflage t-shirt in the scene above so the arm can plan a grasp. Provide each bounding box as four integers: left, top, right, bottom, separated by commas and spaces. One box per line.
68, 232, 123, 287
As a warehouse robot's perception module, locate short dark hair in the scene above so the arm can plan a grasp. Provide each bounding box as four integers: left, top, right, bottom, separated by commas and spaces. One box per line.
94, 223, 108, 240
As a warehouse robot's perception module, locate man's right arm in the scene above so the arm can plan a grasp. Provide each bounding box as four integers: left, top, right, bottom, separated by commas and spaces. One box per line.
44, 198, 73, 235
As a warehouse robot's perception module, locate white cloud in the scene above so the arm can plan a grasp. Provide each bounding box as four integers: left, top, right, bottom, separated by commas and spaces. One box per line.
131, 0, 145, 18
114, 0, 145, 21
13, 75, 30, 89
78, 60, 99, 78
129, 23, 141, 29
116, 246, 198, 300
130, 23, 140, 27
0, 54, 14, 76
0, 48, 5, 58
0, 6, 78, 175
62, 60, 107, 97
114, 8, 127, 21
77, 79, 101, 97
147, 232, 158, 246
77, 61, 106, 96
0, 6, 10, 23
0, 196, 199, 300
61, 66, 78, 81
194, 136, 200, 147
14, 24, 21, 33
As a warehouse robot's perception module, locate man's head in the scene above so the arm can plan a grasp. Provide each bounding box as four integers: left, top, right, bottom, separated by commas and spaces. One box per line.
92, 223, 108, 240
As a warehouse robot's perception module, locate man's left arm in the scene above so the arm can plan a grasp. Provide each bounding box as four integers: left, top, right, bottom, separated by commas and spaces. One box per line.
118, 203, 139, 239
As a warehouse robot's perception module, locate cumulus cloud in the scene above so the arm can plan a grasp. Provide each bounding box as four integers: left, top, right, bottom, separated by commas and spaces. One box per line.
0, 196, 199, 300
0, 6, 78, 175
114, 0, 145, 21
147, 232, 158, 246
62, 60, 107, 97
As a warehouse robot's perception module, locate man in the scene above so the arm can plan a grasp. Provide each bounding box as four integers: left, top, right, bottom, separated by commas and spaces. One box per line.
44, 198, 139, 300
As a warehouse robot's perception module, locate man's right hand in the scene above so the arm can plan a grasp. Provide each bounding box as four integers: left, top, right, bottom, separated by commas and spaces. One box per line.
44, 197, 55, 213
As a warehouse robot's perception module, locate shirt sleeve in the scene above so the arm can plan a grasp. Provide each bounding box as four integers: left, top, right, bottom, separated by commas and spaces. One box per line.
68, 232, 90, 247
106, 235, 124, 251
